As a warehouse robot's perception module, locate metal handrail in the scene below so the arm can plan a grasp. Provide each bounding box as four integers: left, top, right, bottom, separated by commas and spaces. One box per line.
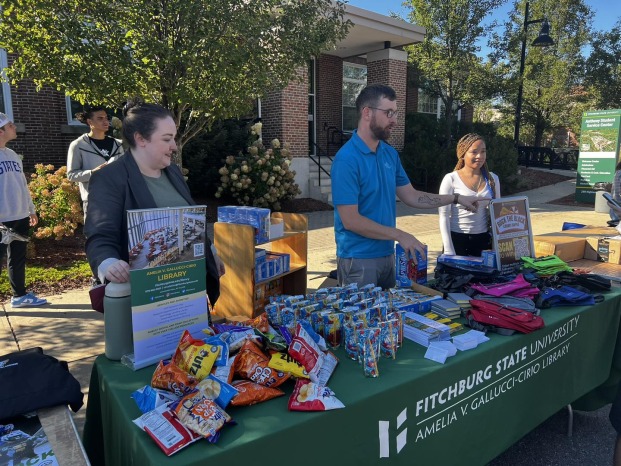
517, 146, 578, 170
309, 141, 333, 186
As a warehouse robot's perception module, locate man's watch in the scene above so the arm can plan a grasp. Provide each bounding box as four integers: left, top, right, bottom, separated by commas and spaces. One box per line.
453, 193, 460, 204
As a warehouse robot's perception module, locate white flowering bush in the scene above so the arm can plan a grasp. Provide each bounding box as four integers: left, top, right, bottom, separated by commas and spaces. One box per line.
215, 122, 301, 210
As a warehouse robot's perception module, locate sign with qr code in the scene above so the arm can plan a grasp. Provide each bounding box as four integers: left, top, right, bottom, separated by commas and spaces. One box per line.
125, 205, 209, 370
489, 196, 534, 275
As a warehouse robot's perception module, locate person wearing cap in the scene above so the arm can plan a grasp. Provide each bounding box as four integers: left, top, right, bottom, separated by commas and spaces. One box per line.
67, 106, 124, 221
438, 133, 501, 256
0, 113, 48, 308
330, 84, 484, 290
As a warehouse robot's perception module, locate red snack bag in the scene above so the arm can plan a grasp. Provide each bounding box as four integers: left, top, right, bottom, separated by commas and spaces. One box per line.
234, 338, 290, 388
133, 404, 201, 456
151, 360, 198, 397
288, 323, 324, 381
230, 380, 285, 407
288, 379, 345, 412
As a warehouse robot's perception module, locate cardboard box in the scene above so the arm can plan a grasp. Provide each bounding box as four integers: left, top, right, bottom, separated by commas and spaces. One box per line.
584, 236, 621, 264
396, 244, 428, 286
533, 235, 586, 262
269, 217, 284, 240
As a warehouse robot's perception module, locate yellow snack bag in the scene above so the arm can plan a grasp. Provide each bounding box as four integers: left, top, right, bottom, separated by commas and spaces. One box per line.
172, 330, 220, 381
268, 352, 310, 379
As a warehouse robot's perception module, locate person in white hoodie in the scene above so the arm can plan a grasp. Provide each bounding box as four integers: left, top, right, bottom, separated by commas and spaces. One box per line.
66, 106, 124, 220
0, 112, 48, 308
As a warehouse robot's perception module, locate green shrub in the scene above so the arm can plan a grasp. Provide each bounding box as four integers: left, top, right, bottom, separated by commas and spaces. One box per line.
28, 164, 83, 240
214, 122, 301, 210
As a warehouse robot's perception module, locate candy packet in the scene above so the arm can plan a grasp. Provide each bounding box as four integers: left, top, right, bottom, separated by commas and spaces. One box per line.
288, 379, 345, 412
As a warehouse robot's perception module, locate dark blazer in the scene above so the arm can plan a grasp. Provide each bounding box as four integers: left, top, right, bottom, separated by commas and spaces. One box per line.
84, 150, 220, 304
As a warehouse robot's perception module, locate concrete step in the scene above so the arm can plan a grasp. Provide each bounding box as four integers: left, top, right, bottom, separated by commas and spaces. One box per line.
311, 178, 332, 188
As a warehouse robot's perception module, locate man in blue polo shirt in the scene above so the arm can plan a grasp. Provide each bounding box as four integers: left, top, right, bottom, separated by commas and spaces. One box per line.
331, 84, 484, 289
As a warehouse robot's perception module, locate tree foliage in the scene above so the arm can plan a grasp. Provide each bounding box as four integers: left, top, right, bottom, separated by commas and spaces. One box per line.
584, 20, 621, 110
404, 0, 505, 145
489, 0, 593, 147
0, 0, 350, 161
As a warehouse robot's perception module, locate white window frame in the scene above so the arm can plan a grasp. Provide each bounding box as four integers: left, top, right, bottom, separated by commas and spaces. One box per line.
418, 88, 461, 121
66, 96, 87, 125
0, 49, 14, 120
342, 62, 367, 132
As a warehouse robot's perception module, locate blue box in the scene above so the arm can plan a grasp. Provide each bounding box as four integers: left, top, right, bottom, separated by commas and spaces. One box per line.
481, 250, 498, 268
437, 254, 484, 267
217, 206, 270, 244
396, 243, 428, 286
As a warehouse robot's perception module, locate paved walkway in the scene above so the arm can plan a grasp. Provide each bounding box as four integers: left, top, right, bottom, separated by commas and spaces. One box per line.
1, 171, 618, 465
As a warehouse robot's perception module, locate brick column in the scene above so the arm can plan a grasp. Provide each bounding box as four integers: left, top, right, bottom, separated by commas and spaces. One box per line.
366, 48, 408, 151
316, 54, 343, 156
262, 66, 309, 196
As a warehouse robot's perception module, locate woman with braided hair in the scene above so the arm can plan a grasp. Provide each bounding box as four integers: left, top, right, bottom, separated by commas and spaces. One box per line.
438, 133, 501, 256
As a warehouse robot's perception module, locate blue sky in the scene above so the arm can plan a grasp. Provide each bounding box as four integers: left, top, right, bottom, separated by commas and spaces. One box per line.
348, 0, 621, 41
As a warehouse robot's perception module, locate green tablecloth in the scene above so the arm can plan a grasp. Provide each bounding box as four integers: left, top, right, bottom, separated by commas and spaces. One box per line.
83, 290, 621, 466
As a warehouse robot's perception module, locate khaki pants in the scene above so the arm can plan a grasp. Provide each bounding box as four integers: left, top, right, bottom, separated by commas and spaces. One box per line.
337, 255, 395, 290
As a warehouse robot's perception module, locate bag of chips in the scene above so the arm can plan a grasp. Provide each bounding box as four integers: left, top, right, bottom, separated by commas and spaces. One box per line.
151, 360, 198, 397
172, 330, 220, 381
195, 374, 239, 409
133, 404, 201, 456
234, 338, 290, 388
174, 392, 232, 441
288, 379, 345, 411
230, 380, 285, 407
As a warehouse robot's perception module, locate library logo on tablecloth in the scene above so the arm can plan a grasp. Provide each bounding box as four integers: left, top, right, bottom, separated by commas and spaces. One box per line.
378, 407, 408, 458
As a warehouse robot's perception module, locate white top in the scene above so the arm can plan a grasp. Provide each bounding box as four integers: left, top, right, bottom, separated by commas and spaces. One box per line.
0, 147, 36, 222
438, 171, 501, 255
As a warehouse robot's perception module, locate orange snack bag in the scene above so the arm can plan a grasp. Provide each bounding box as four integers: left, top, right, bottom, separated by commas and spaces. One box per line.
151, 360, 198, 397
230, 380, 285, 407
233, 338, 290, 388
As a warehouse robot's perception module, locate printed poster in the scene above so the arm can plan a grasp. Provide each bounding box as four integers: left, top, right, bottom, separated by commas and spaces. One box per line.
575, 109, 621, 203
0, 413, 59, 466
490, 196, 534, 275
126, 206, 209, 370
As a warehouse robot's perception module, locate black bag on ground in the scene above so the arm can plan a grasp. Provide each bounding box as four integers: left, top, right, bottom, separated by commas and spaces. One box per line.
0, 347, 84, 420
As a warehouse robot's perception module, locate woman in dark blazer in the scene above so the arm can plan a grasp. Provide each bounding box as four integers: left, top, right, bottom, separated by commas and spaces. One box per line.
84, 99, 224, 305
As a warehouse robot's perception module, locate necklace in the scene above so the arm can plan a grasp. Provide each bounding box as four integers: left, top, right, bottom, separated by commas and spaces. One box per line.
460, 170, 482, 192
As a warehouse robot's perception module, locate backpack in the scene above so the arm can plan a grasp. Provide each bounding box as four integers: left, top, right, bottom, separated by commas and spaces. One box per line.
466, 299, 545, 335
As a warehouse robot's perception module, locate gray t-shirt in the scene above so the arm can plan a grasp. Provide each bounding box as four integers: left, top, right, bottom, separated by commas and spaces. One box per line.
142, 172, 190, 208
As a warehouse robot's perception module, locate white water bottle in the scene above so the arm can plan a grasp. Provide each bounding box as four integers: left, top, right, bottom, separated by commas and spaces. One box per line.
104, 282, 133, 360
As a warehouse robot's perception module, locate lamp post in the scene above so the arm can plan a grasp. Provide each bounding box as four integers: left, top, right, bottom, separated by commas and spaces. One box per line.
513, 1, 555, 147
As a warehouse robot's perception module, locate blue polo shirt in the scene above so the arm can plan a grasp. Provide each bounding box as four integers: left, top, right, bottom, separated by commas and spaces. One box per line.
331, 130, 410, 259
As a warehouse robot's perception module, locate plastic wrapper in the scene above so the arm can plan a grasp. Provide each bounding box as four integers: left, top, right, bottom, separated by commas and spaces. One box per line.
133, 404, 201, 456
322, 312, 344, 350
388, 310, 405, 347
276, 325, 293, 345
298, 321, 327, 351
132, 385, 180, 414
174, 392, 231, 440
343, 322, 358, 361
230, 380, 285, 406
226, 329, 261, 352
234, 338, 290, 388
254, 327, 288, 352
212, 323, 252, 334
370, 303, 388, 324
211, 355, 236, 384
288, 323, 324, 381
288, 379, 345, 411
357, 327, 381, 377
204, 334, 230, 367
151, 360, 199, 397
172, 330, 220, 381
313, 351, 338, 386
195, 374, 239, 409
379, 319, 399, 359
268, 352, 310, 379
232, 313, 270, 334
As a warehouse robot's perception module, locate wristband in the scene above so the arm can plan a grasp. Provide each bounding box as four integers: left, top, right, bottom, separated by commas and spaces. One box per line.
452, 193, 459, 205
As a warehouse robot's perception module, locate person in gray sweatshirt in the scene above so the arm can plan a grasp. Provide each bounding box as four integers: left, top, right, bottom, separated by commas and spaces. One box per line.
66, 106, 124, 220
0, 112, 48, 308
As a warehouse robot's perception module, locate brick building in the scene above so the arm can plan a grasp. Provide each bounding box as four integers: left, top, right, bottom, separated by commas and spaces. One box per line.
1, 5, 473, 201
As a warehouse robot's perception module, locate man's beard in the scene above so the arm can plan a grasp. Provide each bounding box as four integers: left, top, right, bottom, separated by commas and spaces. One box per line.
370, 116, 392, 141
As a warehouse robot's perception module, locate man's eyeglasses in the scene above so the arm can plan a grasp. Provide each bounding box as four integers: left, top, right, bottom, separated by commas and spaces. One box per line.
367, 107, 399, 119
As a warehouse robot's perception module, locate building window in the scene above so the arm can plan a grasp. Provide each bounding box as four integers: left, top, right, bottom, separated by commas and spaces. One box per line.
417, 88, 461, 120
342, 63, 367, 132
66, 96, 87, 125
0, 49, 13, 119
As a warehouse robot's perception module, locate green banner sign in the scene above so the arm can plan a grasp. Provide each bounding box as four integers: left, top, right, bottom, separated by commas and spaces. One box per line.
576, 109, 621, 203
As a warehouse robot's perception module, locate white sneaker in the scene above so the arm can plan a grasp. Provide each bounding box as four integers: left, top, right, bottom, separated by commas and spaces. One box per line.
11, 293, 48, 308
